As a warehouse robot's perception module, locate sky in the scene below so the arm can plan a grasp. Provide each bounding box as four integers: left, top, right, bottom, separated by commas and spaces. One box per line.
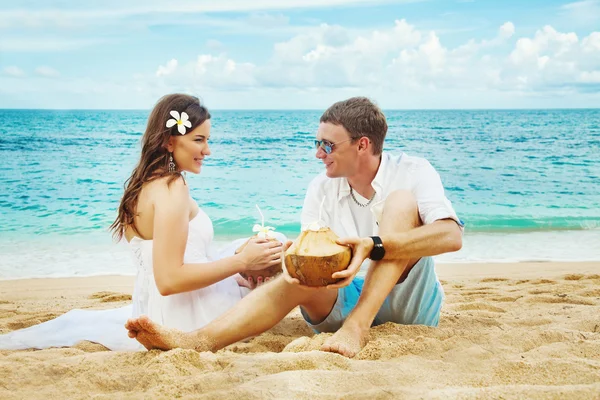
1, 0, 599, 109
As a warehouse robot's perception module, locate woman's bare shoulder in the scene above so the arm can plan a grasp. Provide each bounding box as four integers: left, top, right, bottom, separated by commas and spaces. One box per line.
145, 175, 189, 199
126, 176, 190, 241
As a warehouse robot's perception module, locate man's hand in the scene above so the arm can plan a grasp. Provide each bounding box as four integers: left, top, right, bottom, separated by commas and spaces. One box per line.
327, 237, 374, 289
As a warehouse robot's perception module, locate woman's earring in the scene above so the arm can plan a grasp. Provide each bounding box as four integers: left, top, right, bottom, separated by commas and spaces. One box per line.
168, 154, 176, 173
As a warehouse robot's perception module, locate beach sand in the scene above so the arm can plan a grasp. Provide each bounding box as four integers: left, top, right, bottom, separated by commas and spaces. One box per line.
1, 262, 599, 399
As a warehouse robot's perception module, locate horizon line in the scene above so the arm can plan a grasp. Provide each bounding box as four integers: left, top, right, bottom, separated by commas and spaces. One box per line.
1, 107, 599, 112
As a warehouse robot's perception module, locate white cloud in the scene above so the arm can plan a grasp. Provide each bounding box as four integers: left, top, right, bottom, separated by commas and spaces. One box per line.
145, 54, 258, 91
578, 70, 600, 82
193, 54, 257, 88
0, 37, 106, 52
148, 20, 600, 97
2, 16, 598, 108
0, 0, 413, 29
454, 21, 515, 56
2, 66, 25, 77
582, 31, 600, 52
561, 1, 600, 26
35, 66, 60, 77
206, 39, 224, 51
156, 59, 178, 77
499, 22, 515, 39
246, 12, 290, 28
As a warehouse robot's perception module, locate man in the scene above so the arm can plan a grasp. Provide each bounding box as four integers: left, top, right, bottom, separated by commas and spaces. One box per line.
126, 97, 463, 358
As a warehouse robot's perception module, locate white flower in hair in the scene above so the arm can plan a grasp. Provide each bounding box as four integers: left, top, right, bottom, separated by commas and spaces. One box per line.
166, 110, 192, 135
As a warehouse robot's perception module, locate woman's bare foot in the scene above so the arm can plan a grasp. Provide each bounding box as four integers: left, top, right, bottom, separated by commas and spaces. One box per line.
124, 316, 212, 352
320, 322, 369, 358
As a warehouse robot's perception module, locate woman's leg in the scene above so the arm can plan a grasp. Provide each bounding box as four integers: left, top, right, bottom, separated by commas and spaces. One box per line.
126, 276, 338, 351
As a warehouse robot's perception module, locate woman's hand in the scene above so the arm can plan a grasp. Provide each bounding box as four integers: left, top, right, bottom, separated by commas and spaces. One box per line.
235, 274, 276, 290
239, 237, 283, 272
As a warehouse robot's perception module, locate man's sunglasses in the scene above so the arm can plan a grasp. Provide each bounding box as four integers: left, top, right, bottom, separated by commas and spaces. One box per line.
314, 138, 354, 154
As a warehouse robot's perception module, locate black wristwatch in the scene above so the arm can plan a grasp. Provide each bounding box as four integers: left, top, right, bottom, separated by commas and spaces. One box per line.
369, 236, 385, 261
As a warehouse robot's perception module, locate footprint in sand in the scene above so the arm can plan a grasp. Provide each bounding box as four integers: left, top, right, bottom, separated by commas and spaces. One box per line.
528, 289, 553, 295
518, 330, 574, 352
574, 321, 600, 333
7, 312, 60, 330
0, 309, 17, 318
283, 335, 328, 353
511, 317, 553, 327
461, 290, 497, 296
578, 289, 600, 298
454, 315, 504, 328
479, 278, 509, 283
527, 295, 595, 306
89, 291, 132, 302
489, 296, 522, 302
455, 303, 507, 313
529, 279, 558, 285
563, 274, 585, 281
516, 279, 557, 285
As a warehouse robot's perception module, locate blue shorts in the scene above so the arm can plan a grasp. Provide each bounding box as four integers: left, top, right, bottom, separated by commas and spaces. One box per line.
300, 257, 444, 333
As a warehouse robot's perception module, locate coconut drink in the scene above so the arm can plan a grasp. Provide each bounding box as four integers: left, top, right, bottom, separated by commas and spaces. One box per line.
238, 205, 283, 281
284, 224, 352, 287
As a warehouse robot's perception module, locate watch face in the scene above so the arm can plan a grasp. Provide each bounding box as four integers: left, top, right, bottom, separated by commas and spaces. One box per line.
369, 236, 385, 260
370, 243, 385, 261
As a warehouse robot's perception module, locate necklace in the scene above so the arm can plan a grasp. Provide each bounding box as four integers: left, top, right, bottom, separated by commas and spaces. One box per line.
350, 187, 376, 207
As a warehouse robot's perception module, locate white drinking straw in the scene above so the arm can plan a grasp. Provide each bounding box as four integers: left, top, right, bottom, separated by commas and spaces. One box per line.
256, 204, 265, 227
318, 196, 326, 224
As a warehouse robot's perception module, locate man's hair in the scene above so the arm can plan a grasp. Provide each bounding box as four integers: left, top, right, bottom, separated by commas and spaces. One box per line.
320, 97, 387, 155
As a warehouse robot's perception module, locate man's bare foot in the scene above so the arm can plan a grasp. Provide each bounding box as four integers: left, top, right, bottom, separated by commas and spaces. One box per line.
320, 323, 369, 358
125, 315, 212, 352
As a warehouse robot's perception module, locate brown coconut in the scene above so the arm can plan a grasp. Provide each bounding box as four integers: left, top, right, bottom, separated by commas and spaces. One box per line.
284, 227, 352, 287
237, 236, 283, 280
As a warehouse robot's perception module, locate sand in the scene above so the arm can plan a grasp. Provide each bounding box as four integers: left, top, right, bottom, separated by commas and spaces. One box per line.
1, 262, 599, 399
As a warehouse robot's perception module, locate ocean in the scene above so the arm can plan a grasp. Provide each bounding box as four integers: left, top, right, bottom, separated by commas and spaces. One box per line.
0, 109, 599, 279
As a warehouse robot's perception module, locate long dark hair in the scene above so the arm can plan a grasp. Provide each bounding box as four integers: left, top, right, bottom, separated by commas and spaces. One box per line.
110, 94, 211, 241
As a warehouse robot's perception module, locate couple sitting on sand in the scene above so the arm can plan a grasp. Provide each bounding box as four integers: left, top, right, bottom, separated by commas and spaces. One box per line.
119, 93, 463, 358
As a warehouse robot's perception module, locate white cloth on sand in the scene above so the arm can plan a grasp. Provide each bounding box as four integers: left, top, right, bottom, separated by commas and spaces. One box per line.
0, 208, 285, 351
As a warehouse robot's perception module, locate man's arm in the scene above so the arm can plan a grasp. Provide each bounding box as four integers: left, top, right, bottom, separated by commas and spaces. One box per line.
346, 219, 462, 262
332, 159, 463, 285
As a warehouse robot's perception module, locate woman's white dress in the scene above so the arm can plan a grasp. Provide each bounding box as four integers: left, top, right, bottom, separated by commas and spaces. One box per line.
0, 208, 281, 351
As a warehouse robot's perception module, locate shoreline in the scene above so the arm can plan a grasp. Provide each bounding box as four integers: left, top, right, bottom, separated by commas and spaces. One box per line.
3, 229, 599, 280
1, 260, 598, 283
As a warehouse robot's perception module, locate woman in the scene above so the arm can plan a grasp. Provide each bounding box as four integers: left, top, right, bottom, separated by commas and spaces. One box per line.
0, 94, 283, 351
112, 93, 283, 332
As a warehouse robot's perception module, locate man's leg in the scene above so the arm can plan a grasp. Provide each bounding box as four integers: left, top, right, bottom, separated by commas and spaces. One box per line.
125, 276, 338, 352
321, 190, 421, 357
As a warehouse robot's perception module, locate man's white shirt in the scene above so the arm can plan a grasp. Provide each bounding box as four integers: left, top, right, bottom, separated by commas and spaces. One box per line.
300, 152, 463, 276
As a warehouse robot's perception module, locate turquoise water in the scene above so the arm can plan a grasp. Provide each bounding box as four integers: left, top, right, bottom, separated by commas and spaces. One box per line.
1, 109, 599, 278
